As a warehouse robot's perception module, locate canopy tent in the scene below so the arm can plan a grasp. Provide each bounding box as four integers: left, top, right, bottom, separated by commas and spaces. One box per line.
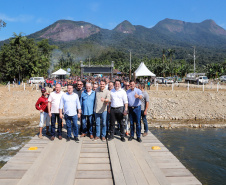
51, 68, 70, 78
52, 68, 70, 75
135, 62, 156, 77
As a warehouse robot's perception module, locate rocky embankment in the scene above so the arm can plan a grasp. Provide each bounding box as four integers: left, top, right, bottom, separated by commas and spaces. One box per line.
0, 85, 226, 128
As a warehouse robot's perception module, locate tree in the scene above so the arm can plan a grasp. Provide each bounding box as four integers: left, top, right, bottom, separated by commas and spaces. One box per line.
0, 19, 6, 29
0, 34, 56, 82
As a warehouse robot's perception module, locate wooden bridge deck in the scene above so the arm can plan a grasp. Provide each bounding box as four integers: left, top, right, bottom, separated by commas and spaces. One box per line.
0, 130, 202, 185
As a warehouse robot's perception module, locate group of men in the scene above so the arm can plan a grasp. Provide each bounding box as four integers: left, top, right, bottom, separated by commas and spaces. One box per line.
35, 78, 149, 143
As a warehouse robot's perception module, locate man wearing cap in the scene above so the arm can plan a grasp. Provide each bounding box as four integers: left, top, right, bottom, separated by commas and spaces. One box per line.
127, 80, 143, 142
48, 83, 64, 141
35, 88, 50, 139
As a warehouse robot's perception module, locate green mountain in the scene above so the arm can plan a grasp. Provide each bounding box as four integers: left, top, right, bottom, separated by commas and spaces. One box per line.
1, 18, 226, 64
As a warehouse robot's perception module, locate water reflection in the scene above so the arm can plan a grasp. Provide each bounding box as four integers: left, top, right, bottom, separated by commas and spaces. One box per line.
150, 127, 226, 185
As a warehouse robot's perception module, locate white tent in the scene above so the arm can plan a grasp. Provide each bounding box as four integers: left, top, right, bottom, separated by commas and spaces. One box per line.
135, 62, 156, 77
51, 68, 70, 77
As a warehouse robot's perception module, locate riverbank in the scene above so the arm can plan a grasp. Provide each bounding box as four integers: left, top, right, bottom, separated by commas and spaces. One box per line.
0, 84, 226, 129
147, 84, 226, 121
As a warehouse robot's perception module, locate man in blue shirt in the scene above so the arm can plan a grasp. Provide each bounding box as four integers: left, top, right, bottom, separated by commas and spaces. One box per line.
80, 83, 96, 139
126, 80, 143, 142
59, 84, 81, 142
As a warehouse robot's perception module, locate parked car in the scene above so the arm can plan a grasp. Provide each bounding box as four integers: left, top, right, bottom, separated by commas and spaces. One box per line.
156, 77, 165, 84
165, 77, 174, 84
219, 75, 226, 82
198, 76, 208, 84
29, 77, 45, 84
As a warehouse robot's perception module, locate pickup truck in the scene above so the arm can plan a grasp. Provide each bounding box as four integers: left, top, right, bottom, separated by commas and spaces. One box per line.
185, 73, 207, 84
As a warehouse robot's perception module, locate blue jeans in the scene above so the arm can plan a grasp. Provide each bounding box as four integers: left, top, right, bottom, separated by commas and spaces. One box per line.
51, 113, 62, 137
95, 111, 107, 138
141, 110, 148, 133
64, 114, 78, 138
81, 115, 93, 135
129, 106, 141, 138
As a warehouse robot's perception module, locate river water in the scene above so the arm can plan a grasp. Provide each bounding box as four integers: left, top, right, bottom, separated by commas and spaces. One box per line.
150, 127, 226, 185
0, 125, 225, 185
0, 127, 37, 168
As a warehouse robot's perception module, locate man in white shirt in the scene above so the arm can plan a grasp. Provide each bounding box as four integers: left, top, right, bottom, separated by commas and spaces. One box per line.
59, 84, 81, 142
108, 80, 128, 142
48, 83, 64, 141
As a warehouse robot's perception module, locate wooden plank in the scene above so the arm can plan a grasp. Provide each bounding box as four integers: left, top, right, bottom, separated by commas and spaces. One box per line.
145, 146, 169, 152
136, 140, 171, 185
0, 179, 20, 185
143, 143, 165, 147
19, 148, 43, 152
17, 139, 68, 185
167, 176, 202, 185
0, 170, 26, 179
116, 139, 149, 185
113, 139, 139, 185
82, 144, 107, 148
8, 157, 37, 163
157, 163, 186, 169
148, 152, 175, 157
74, 179, 113, 185
80, 153, 108, 158
77, 164, 110, 171
14, 153, 40, 157
161, 168, 193, 177
107, 140, 126, 185
79, 158, 109, 164
142, 140, 162, 143
76, 171, 112, 179
81, 148, 108, 153
52, 138, 83, 185
127, 140, 161, 185
82, 140, 106, 144
1, 163, 32, 170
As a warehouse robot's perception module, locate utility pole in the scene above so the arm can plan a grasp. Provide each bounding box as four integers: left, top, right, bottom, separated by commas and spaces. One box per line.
88, 57, 91, 76
129, 50, 132, 80
193, 46, 196, 74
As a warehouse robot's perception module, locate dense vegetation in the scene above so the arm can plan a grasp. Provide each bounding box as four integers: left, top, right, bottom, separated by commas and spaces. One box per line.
0, 34, 225, 82
0, 34, 57, 82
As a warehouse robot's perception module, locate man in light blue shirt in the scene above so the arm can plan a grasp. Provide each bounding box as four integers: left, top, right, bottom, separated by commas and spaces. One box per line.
80, 83, 96, 139
59, 84, 81, 142
126, 80, 143, 142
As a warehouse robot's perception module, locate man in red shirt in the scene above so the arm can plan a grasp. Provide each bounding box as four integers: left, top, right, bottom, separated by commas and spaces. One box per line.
35, 88, 51, 139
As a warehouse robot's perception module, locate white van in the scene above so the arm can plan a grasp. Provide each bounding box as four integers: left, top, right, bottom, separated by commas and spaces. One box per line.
29, 77, 45, 84
198, 76, 208, 84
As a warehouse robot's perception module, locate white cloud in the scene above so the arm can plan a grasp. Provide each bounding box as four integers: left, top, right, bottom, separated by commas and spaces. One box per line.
0, 13, 34, 23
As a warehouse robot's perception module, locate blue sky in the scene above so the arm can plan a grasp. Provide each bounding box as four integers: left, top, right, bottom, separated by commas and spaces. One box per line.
0, 0, 226, 41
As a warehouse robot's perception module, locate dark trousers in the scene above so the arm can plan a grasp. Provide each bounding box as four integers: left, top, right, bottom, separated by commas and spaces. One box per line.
129, 106, 141, 138
51, 113, 62, 137
141, 110, 148, 133
109, 107, 124, 138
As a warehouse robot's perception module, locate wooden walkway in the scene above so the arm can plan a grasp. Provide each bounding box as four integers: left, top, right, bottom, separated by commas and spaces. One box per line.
0, 131, 202, 185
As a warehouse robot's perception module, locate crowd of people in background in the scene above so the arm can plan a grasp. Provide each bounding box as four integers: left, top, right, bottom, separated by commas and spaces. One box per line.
35, 76, 150, 143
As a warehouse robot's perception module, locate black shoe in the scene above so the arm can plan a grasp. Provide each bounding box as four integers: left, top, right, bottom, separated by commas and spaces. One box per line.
66, 137, 70, 142
137, 137, 142, 143
128, 136, 133, 141
108, 136, 114, 141
75, 137, 79, 142
121, 137, 125, 142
